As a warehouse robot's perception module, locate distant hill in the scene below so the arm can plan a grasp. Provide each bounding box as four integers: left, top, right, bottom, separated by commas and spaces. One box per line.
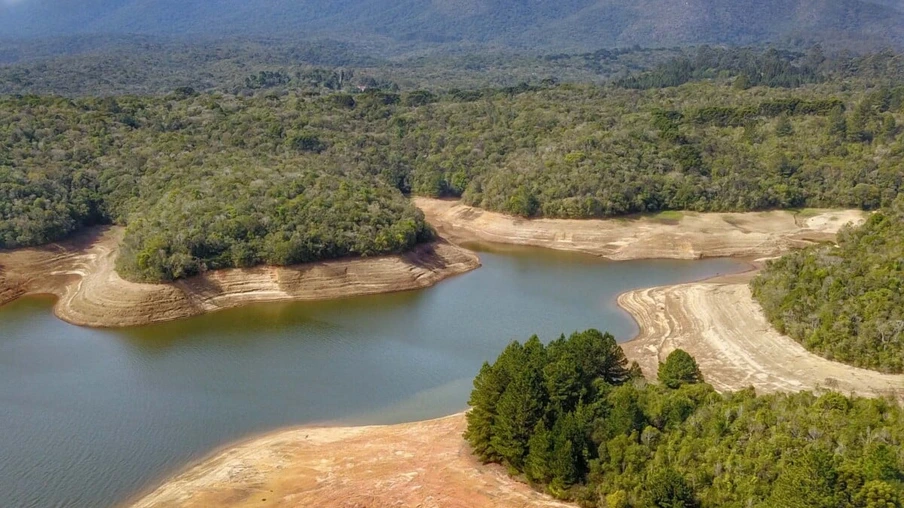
1, 0, 902, 52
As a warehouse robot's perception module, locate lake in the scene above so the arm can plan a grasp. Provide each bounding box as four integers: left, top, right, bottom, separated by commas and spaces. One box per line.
0, 243, 746, 507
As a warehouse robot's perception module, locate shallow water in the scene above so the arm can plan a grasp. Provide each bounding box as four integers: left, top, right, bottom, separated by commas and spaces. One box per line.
0, 244, 746, 507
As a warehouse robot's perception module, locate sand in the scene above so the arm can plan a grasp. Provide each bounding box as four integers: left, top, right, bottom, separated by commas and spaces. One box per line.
0, 227, 479, 327
416, 198, 866, 260
129, 413, 572, 508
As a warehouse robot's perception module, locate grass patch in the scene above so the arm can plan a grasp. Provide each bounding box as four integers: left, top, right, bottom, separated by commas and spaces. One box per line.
650, 210, 684, 224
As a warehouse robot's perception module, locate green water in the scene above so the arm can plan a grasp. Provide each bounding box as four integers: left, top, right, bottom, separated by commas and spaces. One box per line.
0, 244, 746, 507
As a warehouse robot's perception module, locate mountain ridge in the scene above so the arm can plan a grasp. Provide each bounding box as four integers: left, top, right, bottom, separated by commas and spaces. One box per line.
1, 0, 902, 52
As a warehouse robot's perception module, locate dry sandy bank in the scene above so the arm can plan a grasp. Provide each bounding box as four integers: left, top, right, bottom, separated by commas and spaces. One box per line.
619, 282, 904, 401
129, 413, 572, 508
0, 226, 479, 327
416, 197, 866, 260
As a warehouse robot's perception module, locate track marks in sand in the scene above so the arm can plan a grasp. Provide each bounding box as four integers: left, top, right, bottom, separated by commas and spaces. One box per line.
619, 282, 904, 400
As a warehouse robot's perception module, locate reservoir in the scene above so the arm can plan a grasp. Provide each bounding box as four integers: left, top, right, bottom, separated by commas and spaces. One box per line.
0, 244, 746, 507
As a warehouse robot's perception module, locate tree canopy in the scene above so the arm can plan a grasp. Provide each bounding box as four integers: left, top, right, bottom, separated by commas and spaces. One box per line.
657, 349, 704, 389
466, 330, 904, 507
752, 197, 904, 373
3, 48, 904, 283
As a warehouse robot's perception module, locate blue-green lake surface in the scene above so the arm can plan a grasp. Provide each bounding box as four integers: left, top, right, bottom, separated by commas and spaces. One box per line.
0, 243, 746, 507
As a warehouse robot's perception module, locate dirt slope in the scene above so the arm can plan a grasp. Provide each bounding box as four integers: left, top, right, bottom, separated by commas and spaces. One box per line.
619, 282, 904, 401
0, 227, 479, 327
417, 198, 866, 260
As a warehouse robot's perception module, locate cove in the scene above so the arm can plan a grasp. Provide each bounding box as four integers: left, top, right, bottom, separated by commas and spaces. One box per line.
0, 243, 746, 507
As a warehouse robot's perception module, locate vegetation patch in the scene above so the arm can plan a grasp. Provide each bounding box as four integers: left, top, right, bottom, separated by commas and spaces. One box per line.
752, 197, 904, 373
466, 329, 904, 507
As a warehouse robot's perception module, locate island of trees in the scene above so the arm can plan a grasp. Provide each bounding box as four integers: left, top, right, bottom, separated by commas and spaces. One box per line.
466, 329, 904, 507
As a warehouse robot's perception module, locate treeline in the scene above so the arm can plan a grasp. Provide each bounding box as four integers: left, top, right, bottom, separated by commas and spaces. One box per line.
0, 37, 679, 97
466, 330, 904, 507
619, 47, 827, 89
752, 197, 904, 373
419, 81, 903, 217
617, 46, 904, 90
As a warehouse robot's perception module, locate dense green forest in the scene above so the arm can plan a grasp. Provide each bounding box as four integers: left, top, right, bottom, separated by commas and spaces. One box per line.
2, 47, 903, 282
466, 330, 904, 507
0, 93, 433, 282
751, 198, 904, 373
0, 37, 679, 96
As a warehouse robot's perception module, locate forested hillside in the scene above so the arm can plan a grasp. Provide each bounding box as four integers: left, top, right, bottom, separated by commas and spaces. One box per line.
2, 49, 903, 281
0, 93, 433, 282
0, 38, 679, 96
466, 330, 904, 507
1, 0, 902, 52
752, 198, 904, 373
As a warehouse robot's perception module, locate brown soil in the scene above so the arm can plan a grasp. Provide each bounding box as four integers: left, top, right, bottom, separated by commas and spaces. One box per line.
129, 413, 572, 508
619, 282, 904, 401
0, 227, 479, 327
416, 198, 866, 260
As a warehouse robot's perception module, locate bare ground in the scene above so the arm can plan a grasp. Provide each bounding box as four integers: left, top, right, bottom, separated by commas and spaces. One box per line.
619, 282, 904, 401
416, 198, 866, 260
0, 227, 479, 327
129, 413, 572, 508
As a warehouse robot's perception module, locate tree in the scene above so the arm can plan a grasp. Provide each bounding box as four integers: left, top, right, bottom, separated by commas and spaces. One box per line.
770, 446, 839, 508
856, 481, 903, 508
775, 114, 794, 137
657, 349, 703, 388
525, 420, 554, 484
465, 362, 506, 462
645, 468, 696, 508
490, 338, 546, 469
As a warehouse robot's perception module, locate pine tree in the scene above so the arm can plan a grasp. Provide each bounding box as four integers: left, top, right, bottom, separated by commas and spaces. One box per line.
658, 349, 704, 389
465, 361, 505, 461
492, 369, 545, 469
525, 420, 554, 484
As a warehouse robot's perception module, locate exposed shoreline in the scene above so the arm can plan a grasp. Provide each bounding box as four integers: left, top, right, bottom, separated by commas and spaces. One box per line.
619, 280, 904, 401
0, 199, 866, 327
0, 226, 480, 327
126, 201, 886, 508
128, 413, 573, 508
416, 198, 865, 260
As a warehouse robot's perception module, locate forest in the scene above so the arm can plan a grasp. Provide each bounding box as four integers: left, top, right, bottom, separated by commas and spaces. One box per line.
0, 37, 681, 97
751, 197, 904, 373
2, 47, 904, 281
466, 329, 904, 507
